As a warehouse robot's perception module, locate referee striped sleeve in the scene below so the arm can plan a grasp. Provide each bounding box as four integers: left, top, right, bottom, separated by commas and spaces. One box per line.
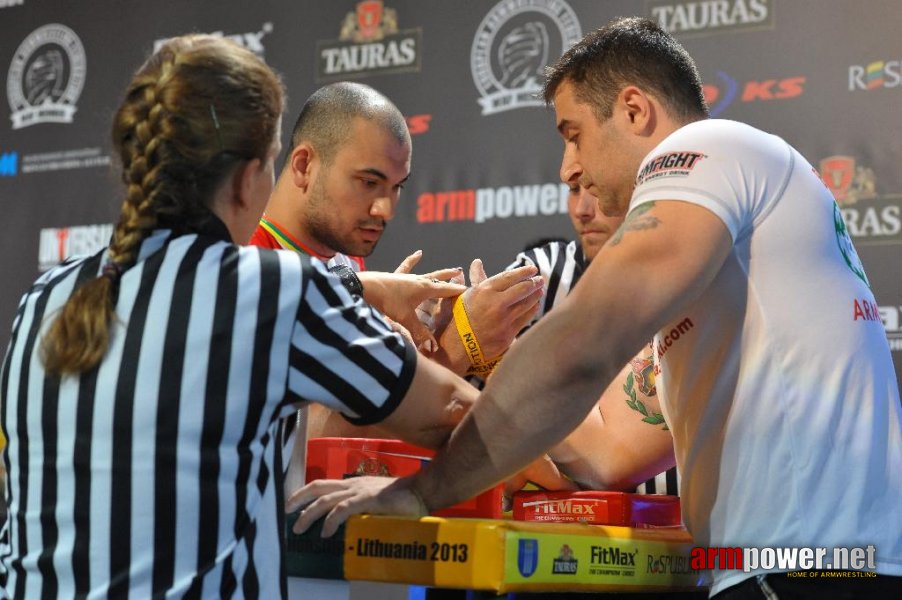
287, 259, 415, 425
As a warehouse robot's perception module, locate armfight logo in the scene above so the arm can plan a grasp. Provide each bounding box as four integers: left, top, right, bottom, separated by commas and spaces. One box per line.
316, 1, 420, 81
153, 22, 273, 56
471, 0, 581, 115
7, 24, 86, 129
646, 0, 773, 37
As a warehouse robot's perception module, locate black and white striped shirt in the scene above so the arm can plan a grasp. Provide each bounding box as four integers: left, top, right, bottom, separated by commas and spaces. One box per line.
509, 240, 679, 497
0, 219, 415, 598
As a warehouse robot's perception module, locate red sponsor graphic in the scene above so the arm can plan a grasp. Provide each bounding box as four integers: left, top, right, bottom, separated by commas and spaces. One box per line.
853, 298, 881, 322
405, 113, 431, 135
703, 71, 806, 117
819, 156, 876, 206
654, 317, 695, 375
513, 490, 681, 527
356, 0, 383, 40
692, 546, 877, 573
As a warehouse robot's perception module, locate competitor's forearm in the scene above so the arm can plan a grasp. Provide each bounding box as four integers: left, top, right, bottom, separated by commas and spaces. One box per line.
410, 300, 636, 511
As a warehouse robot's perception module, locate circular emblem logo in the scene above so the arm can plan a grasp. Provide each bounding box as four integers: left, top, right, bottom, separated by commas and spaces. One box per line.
834, 201, 869, 287
471, 0, 581, 115
7, 23, 86, 129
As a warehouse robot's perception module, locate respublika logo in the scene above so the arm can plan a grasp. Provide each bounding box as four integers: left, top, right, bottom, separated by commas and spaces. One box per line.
848, 59, 901, 91
0, 150, 18, 176
316, 1, 420, 81
646, 0, 773, 36
153, 22, 273, 56
7, 24, 86, 129
416, 182, 570, 224
821, 156, 901, 244
471, 0, 581, 115
38, 223, 113, 271
703, 71, 806, 116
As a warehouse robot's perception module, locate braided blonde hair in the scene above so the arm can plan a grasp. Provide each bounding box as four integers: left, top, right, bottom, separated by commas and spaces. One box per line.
41, 35, 284, 375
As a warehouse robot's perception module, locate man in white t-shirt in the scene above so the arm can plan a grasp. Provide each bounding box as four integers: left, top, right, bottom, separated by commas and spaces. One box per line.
291, 17, 902, 598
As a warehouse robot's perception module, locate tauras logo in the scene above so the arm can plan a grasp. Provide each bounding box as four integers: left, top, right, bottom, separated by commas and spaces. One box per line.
7, 23, 86, 129
153, 23, 273, 56
38, 223, 113, 271
647, 0, 773, 36
821, 156, 902, 245
416, 182, 570, 224
316, 1, 420, 80
552, 544, 578, 575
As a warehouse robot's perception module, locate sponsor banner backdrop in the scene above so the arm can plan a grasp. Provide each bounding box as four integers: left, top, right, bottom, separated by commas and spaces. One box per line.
1, 0, 901, 380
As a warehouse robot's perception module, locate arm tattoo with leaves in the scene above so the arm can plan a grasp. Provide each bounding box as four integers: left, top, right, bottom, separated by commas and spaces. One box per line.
623, 353, 668, 430
610, 201, 661, 246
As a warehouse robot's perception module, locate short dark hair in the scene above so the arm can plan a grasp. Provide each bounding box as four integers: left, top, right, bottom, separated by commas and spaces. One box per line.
286, 82, 409, 167
543, 16, 708, 123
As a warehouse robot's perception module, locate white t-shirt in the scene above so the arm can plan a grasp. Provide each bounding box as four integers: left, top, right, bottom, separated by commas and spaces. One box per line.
630, 119, 902, 594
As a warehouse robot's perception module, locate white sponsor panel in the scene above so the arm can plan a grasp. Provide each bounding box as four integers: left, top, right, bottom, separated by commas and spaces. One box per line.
475, 183, 569, 223
7, 23, 86, 129
38, 223, 113, 271
471, 0, 581, 115
647, 0, 772, 36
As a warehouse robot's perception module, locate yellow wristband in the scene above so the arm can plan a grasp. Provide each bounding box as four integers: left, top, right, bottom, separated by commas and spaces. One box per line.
452, 295, 502, 376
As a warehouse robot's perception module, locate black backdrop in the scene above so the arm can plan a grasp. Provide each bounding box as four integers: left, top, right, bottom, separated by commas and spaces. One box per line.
2, 0, 900, 382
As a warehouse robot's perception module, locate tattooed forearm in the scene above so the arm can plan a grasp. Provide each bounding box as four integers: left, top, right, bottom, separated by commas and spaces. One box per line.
610, 201, 661, 246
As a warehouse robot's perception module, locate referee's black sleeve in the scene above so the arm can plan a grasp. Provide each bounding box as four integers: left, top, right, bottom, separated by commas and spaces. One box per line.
285, 256, 417, 425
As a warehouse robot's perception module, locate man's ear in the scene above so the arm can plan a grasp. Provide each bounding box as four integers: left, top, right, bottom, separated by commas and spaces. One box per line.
618, 86, 655, 136
288, 143, 315, 191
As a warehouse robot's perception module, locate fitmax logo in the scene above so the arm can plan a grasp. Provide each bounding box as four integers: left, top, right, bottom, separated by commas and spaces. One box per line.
0, 151, 18, 176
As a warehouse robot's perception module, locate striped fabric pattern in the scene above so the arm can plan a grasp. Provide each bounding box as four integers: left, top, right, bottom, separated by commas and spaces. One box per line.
0, 225, 415, 598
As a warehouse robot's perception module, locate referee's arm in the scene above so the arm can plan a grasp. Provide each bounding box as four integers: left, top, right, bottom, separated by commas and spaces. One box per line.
288, 256, 478, 451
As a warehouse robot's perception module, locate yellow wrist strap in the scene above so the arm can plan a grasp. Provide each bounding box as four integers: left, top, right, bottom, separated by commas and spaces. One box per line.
452, 295, 502, 376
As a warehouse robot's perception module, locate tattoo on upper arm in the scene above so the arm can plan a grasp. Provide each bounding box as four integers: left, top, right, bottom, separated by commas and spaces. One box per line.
610, 202, 661, 246
623, 354, 668, 430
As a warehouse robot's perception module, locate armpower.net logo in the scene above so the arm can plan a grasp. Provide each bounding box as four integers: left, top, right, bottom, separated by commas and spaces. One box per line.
416, 182, 569, 224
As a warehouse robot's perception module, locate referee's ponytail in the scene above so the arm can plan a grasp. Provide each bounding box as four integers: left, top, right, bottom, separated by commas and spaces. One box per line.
41, 34, 285, 375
